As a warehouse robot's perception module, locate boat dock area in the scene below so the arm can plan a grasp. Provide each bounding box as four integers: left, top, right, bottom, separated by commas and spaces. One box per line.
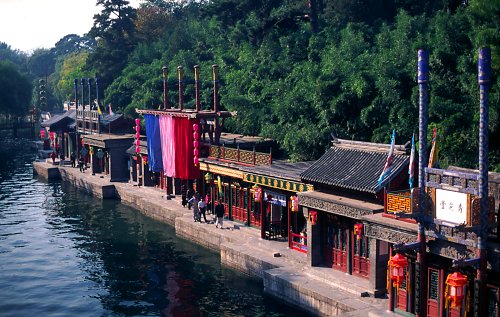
33, 159, 393, 316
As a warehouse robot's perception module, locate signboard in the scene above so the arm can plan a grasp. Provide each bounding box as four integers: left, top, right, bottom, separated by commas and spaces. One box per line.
435, 189, 468, 225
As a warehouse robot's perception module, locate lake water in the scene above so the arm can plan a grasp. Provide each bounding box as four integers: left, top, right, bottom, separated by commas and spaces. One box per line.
0, 136, 308, 317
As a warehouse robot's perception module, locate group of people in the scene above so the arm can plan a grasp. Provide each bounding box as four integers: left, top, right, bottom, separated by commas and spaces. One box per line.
181, 186, 225, 229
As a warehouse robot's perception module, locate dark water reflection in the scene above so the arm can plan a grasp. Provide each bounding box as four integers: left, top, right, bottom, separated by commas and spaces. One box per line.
0, 136, 309, 317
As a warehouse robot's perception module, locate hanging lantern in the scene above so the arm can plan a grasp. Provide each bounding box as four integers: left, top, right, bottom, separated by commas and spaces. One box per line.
388, 253, 408, 287
309, 210, 318, 225
135, 132, 140, 139
142, 155, 148, 165
135, 146, 140, 154
446, 272, 468, 308
49, 131, 55, 141
135, 118, 141, 125
290, 196, 299, 212
135, 139, 140, 147
254, 186, 262, 202
81, 138, 85, 146
194, 157, 199, 165
354, 223, 364, 240
135, 125, 140, 133
193, 131, 199, 140
193, 123, 199, 166
194, 148, 199, 157
40, 129, 45, 139
89, 146, 94, 155
193, 123, 199, 131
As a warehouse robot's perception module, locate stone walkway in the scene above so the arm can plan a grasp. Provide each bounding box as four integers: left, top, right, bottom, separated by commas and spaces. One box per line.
34, 160, 396, 316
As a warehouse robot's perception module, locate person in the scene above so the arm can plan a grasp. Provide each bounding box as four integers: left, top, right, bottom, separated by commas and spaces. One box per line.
50, 151, 56, 164
70, 152, 76, 168
59, 152, 65, 166
215, 199, 225, 229
198, 198, 207, 223
188, 194, 200, 222
205, 193, 211, 215
186, 187, 194, 209
181, 185, 187, 208
78, 155, 85, 173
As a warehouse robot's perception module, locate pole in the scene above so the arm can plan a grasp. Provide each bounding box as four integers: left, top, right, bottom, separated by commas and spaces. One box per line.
96, 77, 101, 134
194, 65, 200, 112
162, 66, 168, 110
74, 79, 79, 157
81, 78, 85, 135
88, 78, 92, 134
416, 49, 429, 317
177, 66, 183, 111
475, 47, 491, 317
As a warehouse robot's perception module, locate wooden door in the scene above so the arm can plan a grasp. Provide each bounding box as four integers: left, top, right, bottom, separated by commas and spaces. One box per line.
332, 224, 348, 272
352, 235, 370, 278
231, 186, 248, 223
428, 267, 443, 317
395, 267, 409, 311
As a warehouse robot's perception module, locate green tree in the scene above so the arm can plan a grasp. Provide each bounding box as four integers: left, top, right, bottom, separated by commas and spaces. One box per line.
0, 61, 33, 116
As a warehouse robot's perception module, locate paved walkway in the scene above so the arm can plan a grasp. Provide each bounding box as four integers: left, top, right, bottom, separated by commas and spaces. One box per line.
35, 160, 396, 316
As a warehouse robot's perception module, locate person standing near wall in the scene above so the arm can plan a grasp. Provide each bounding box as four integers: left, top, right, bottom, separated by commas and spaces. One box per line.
215, 199, 224, 229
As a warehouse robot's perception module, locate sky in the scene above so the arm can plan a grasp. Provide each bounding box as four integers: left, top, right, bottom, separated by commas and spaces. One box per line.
0, 0, 141, 54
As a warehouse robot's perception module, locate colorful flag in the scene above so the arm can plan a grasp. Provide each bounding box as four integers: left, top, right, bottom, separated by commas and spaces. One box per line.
428, 127, 438, 168
97, 104, 102, 115
408, 133, 415, 191
109, 104, 114, 115
217, 176, 222, 198
377, 129, 396, 187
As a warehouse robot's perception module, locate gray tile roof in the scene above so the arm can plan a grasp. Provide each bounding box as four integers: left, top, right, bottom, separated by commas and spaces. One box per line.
40, 110, 76, 127
239, 160, 315, 182
300, 139, 410, 194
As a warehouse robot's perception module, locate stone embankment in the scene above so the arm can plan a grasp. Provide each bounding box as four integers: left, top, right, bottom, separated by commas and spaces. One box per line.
33, 160, 393, 317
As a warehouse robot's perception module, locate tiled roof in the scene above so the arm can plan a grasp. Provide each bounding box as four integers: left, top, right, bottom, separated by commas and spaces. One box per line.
300, 139, 410, 194
239, 160, 315, 182
40, 110, 76, 127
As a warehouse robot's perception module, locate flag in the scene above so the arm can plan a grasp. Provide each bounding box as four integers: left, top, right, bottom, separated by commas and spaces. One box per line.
428, 127, 438, 168
97, 104, 102, 115
408, 133, 415, 191
109, 104, 114, 115
377, 129, 396, 187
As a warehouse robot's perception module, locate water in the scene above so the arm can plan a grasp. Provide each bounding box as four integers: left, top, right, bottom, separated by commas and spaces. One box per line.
0, 136, 308, 317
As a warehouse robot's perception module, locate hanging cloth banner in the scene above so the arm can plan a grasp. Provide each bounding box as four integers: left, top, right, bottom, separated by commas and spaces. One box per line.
264, 190, 287, 207
145, 114, 163, 173
173, 117, 200, 180
159, 115, 176, 177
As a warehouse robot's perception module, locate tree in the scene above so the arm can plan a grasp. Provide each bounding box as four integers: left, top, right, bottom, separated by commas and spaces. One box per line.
86, 0, 137, 89
0, 61, 32, 116
51, 34, 96, 58
53, 52, 91, 102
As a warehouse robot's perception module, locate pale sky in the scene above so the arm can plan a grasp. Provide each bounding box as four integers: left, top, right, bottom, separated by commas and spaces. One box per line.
0, 0, 141, 54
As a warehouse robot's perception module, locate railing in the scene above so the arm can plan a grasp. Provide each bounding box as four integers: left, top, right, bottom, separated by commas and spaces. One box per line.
209, 145, 272, 166
386, 190, 412, 214
290, 231, 307, 253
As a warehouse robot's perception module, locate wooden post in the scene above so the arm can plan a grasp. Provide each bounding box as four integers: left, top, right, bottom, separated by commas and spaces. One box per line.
178, 65, 183, 111
162, 66, 168, 110
194, 65, 200, 112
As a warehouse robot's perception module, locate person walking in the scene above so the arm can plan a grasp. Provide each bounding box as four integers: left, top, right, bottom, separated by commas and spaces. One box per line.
50, 151, 56, 164
205, 193, 211, 215
70, 152, 76, 168
215, 199, 224, 229
198, 199, 207, 223
78, 155, 85, 173
188, 194, 200, 222
181, 185, 187, 208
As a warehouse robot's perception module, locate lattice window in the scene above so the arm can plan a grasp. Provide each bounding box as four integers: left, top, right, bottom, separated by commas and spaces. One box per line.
240, 151, 253, 164
225, 148, 238, 161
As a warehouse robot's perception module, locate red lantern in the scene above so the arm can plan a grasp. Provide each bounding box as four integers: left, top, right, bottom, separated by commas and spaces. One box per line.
40, 129, 45, 139
142, 155, 148, 165
49, 132, 55, 141
135, 146, 140, 153
135, 132, 140, 139
446, 272, 468, 308
194, 157, 199, 165
193, 140, 199, 148
309, 210, 318, 225
193, 131, 199, 140
135, 126, 140, 133
135, 118, 140, 125
290, 196, 298, 212
194, 148, 199, 157
354, 223, 364, 240
193, 123, 199, 131
135, 139, 140, 146
388, 253, 408, 287
81, 139, 85, 146
254, 187, 262, 202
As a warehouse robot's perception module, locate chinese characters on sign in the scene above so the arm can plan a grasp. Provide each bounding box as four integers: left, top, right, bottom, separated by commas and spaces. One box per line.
435, 189, 468, 225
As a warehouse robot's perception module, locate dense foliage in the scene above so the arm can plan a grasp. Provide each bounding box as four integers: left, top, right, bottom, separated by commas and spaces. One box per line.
1, 0, 499, 170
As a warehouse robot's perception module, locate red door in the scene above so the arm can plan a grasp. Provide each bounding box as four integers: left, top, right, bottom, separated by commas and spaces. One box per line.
395, 267, 408, 311
332, 225, 348, 272
428, 267, 443, 317
231, 186, 248, 223
352, 235, 370, 278
249, 190, 262, 227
